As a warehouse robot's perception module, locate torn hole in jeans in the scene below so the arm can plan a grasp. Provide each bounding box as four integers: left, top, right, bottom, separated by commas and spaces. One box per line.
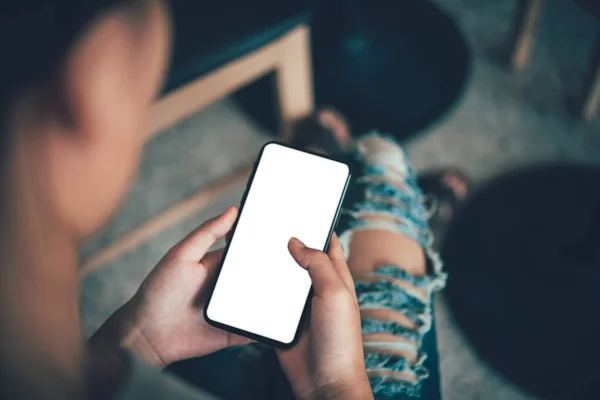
361, 305, 421, 329
357, 276, 427, 302
364, 341, 419, 362
365, 352, 428, 384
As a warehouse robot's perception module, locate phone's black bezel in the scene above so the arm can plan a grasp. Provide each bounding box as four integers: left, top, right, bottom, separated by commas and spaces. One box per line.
203, 141, 351, 349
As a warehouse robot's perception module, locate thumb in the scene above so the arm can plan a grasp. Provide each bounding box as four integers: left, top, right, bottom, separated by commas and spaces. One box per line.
288, 237, 344, 296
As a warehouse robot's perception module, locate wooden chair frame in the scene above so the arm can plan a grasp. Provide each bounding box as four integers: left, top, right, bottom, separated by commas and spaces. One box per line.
81, 25, 314, 274
509, 0, 599, 121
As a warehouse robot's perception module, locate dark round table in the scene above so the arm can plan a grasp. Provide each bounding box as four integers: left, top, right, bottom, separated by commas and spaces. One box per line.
442, 164, 600, 400
236, 0, 471, 141
312, 0, 470, 139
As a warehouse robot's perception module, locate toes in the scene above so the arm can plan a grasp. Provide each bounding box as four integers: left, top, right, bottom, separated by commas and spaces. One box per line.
317, 108, 351, 145
441, 171, 469, 199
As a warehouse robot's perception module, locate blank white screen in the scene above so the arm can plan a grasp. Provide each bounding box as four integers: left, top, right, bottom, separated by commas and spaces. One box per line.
206, 143, 349, 344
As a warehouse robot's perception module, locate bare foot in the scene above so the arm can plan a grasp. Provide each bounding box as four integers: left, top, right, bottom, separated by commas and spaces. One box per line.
316, 109, 352, 148
418, 168, 470, 243
290, 108, 352, 154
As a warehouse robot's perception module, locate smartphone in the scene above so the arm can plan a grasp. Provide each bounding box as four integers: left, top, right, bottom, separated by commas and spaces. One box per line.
205, 142, 351, 348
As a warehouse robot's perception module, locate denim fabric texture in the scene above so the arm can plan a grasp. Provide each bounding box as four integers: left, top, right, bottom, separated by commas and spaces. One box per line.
336, 132, 446, 399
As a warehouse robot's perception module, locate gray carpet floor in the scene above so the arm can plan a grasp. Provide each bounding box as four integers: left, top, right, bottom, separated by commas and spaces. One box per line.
79, 1, 600, 399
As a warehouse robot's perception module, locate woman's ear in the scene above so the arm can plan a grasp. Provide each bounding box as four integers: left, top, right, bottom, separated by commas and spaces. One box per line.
11, 0, 171, 238
58, 0, 170, 142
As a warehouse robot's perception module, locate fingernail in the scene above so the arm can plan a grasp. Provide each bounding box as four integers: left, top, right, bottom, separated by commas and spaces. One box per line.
289, 237, 305, 248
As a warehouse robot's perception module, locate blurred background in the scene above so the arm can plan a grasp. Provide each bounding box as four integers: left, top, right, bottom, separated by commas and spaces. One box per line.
79, 1, 600, 399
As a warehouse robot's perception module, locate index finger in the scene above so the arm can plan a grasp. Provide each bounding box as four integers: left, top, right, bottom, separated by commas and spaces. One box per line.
169, 207, 237, 262
198, 248, 225, 273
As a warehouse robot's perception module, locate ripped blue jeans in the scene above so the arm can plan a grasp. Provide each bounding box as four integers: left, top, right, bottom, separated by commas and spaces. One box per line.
334, 132, 446, 399
167, 132, 445, 399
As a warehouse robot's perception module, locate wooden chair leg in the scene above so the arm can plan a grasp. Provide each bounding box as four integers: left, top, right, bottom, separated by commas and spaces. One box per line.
509, 0, 542, 70
148, 34, 288, 138
275, 25, 315, 140
582, 43, 600, 121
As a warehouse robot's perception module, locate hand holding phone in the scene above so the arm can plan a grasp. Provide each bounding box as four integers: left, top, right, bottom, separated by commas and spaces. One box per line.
90, 207, 252, 367
205, 142, 352, 346
277, 235, 373, 400
204, 142, 373, 398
